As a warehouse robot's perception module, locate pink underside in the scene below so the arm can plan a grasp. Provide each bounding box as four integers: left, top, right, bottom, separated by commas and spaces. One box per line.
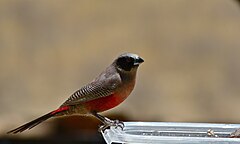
83, 94, 125, 112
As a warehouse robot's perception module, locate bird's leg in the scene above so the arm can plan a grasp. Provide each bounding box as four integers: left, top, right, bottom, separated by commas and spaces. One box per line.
91, 112, 124, 132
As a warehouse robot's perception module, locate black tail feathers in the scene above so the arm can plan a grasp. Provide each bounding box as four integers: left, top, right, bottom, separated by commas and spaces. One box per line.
7, 106, 69, 134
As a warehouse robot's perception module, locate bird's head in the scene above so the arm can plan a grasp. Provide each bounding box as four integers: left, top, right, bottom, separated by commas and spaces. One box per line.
115, 53, 144, 72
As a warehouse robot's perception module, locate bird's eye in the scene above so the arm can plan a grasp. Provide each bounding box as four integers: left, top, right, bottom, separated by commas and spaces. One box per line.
126, 57, 134, 63
116, 57, 135, 71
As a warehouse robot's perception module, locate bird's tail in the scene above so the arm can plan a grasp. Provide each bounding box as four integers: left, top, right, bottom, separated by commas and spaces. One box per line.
7, 106, 69, 134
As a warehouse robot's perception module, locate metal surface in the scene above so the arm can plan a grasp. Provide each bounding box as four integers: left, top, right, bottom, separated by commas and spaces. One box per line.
101, 122, 240, 144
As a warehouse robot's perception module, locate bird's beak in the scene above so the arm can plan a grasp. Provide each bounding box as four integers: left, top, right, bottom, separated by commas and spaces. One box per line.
134, 57, 144, 66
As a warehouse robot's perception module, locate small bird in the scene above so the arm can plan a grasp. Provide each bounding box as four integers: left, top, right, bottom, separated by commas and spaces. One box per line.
7, 53, 144, 134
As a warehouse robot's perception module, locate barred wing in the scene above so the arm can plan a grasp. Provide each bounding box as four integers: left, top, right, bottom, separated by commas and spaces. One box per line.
61, 82, 118, 106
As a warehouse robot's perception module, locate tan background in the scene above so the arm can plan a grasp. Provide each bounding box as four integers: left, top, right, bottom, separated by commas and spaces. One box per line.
1, 0, 240, 137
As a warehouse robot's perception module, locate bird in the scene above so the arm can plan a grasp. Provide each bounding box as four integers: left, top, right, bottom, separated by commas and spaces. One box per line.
7, 52, 144, 134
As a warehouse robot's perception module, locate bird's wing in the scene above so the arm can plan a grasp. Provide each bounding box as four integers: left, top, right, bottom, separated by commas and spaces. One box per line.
61, 75, 121, 106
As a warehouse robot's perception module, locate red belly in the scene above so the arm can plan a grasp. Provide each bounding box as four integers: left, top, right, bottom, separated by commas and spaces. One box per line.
83, 94, 125, 112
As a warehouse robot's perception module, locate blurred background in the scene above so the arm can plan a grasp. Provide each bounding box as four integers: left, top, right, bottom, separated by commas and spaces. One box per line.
1, 0, 240, 143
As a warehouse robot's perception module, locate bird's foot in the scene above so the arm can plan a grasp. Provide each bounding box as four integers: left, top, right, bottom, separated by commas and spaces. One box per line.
91, 112, 125, 132
98, 118, 124, 132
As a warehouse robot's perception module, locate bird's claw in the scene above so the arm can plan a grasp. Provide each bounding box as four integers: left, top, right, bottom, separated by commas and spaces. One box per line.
98, 119, 125, 132
113, 119, 125, 129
